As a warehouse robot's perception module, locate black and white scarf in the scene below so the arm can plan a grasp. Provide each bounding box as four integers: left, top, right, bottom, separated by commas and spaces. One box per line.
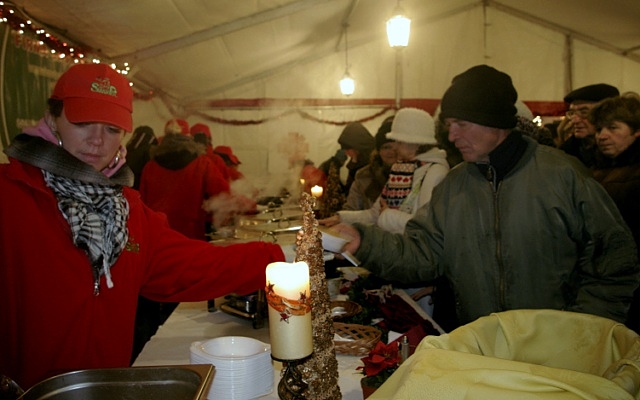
5, 134, 133, 295
43, 171, 129, 294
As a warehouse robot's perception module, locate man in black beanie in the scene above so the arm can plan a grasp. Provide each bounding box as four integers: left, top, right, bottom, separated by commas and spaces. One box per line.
559, 83, 620, 167
332, 64, 639, 330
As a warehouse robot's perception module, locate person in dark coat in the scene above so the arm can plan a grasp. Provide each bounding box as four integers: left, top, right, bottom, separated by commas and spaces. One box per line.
343, 116, 397, 210
319, 122, 375, 197
589, 94, 640, 334
560, 83, 619, 167
125, 125, 157, 190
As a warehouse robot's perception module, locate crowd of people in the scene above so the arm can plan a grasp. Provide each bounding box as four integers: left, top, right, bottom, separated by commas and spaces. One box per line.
1, 61, 639, 392
128, 117, 260, 358
327, 65, 640, 335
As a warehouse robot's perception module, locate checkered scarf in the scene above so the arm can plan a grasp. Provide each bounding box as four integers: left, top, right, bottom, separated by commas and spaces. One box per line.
43, 170, 129, 294
5, 133, 133, 295
42, 170, 129, 294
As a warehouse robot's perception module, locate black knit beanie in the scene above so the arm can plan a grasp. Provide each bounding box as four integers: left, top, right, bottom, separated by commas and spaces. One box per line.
374, 116, 394, 150
338, 122, 374, 152
439, 65, 518, 129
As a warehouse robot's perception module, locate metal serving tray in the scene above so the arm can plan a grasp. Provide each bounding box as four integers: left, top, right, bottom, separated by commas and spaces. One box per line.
18, 364, 214, 400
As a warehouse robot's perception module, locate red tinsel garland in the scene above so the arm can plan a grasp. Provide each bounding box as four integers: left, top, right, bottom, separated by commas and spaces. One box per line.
193, 107, 394, 127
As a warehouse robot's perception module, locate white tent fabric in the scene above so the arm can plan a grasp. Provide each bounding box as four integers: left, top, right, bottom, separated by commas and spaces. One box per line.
2, 0, 640, 190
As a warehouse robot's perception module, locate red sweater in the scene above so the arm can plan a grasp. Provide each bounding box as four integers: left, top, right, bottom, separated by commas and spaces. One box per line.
0, 159, 284, 389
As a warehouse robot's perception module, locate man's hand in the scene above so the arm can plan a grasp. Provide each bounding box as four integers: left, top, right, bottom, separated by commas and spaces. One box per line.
331, 223, 361, 255
318, 214, 341, 227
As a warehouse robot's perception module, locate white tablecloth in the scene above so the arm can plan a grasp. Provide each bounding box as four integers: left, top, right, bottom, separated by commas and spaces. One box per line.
133, 301, 365, 400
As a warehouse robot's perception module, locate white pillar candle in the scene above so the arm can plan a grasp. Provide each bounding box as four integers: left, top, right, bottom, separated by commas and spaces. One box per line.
265, 261, 313, 361
311, 185, 323, 198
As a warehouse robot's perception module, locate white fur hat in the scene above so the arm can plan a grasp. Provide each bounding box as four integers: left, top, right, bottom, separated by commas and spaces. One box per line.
386, 108, 436, 144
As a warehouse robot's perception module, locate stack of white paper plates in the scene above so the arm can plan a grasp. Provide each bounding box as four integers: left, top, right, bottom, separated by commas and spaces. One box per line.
190, 336, 273, 399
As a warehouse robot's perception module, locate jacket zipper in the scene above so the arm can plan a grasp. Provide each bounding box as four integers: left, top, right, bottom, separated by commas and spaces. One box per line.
486, 165, 506, 310
92, 262, 101, 296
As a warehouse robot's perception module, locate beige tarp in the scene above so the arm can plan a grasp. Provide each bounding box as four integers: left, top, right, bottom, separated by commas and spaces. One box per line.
371, 309, 640, 400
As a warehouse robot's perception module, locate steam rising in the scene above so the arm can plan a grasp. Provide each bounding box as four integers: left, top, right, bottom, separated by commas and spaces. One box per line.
202, 132, 311, 229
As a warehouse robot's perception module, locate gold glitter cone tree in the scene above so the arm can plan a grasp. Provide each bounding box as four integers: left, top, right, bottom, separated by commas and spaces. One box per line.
319, 162, 345, 219
294, 193, 341, 399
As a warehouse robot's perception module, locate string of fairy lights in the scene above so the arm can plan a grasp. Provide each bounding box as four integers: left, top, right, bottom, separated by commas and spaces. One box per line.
0, 2, 162, 100
0, 2, 132, 76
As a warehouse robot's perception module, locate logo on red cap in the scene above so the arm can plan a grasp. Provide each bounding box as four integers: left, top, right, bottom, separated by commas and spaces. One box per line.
91, 77, 119, 97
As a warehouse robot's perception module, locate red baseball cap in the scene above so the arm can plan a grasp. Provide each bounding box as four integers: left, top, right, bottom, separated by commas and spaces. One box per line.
190, 123, 211, 138
214, 145, 240, 165
51, 63, 133, 132
164, 118, 190, 135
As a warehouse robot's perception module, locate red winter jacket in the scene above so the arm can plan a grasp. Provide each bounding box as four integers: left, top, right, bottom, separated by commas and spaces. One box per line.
205, 145, 230, 182
140, 153, 229, 240
0, 159, 284, 390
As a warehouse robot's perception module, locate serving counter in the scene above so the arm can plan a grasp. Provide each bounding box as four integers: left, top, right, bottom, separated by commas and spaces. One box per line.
133, 300, 365, 400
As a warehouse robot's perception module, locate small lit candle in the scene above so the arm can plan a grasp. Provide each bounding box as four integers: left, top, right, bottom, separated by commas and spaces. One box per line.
311, 185, 323, 198
265, 261, 313, 361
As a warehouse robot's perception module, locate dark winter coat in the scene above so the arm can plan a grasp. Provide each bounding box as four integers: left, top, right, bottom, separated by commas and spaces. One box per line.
354, 135, 639, 325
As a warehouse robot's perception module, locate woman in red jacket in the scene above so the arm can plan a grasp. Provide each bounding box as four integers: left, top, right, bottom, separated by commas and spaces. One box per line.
0, 63, 285, 390
140, 119, 229, 241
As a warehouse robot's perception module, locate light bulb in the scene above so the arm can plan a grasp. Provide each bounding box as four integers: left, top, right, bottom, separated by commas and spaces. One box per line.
340, 73, 355, 96
386, 10, 411, 47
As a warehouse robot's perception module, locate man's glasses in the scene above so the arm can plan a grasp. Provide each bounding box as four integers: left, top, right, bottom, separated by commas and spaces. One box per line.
565, 107, 591, 119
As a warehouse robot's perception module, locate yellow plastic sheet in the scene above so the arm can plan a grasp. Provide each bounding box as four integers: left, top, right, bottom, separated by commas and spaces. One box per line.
370, 309, 640, 399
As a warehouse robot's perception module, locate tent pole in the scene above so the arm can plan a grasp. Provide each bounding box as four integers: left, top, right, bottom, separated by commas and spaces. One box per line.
395, 48, 403, 110
564, 34, 573, 94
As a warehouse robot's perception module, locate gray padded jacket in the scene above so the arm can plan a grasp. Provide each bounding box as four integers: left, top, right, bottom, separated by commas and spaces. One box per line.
355, 135, 640, 325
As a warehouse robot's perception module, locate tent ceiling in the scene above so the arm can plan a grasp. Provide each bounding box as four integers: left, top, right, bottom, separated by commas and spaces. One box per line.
7, 0, 640, 106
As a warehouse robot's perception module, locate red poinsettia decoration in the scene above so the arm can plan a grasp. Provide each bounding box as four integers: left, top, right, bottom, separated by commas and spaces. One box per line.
358, 341, 401, 377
